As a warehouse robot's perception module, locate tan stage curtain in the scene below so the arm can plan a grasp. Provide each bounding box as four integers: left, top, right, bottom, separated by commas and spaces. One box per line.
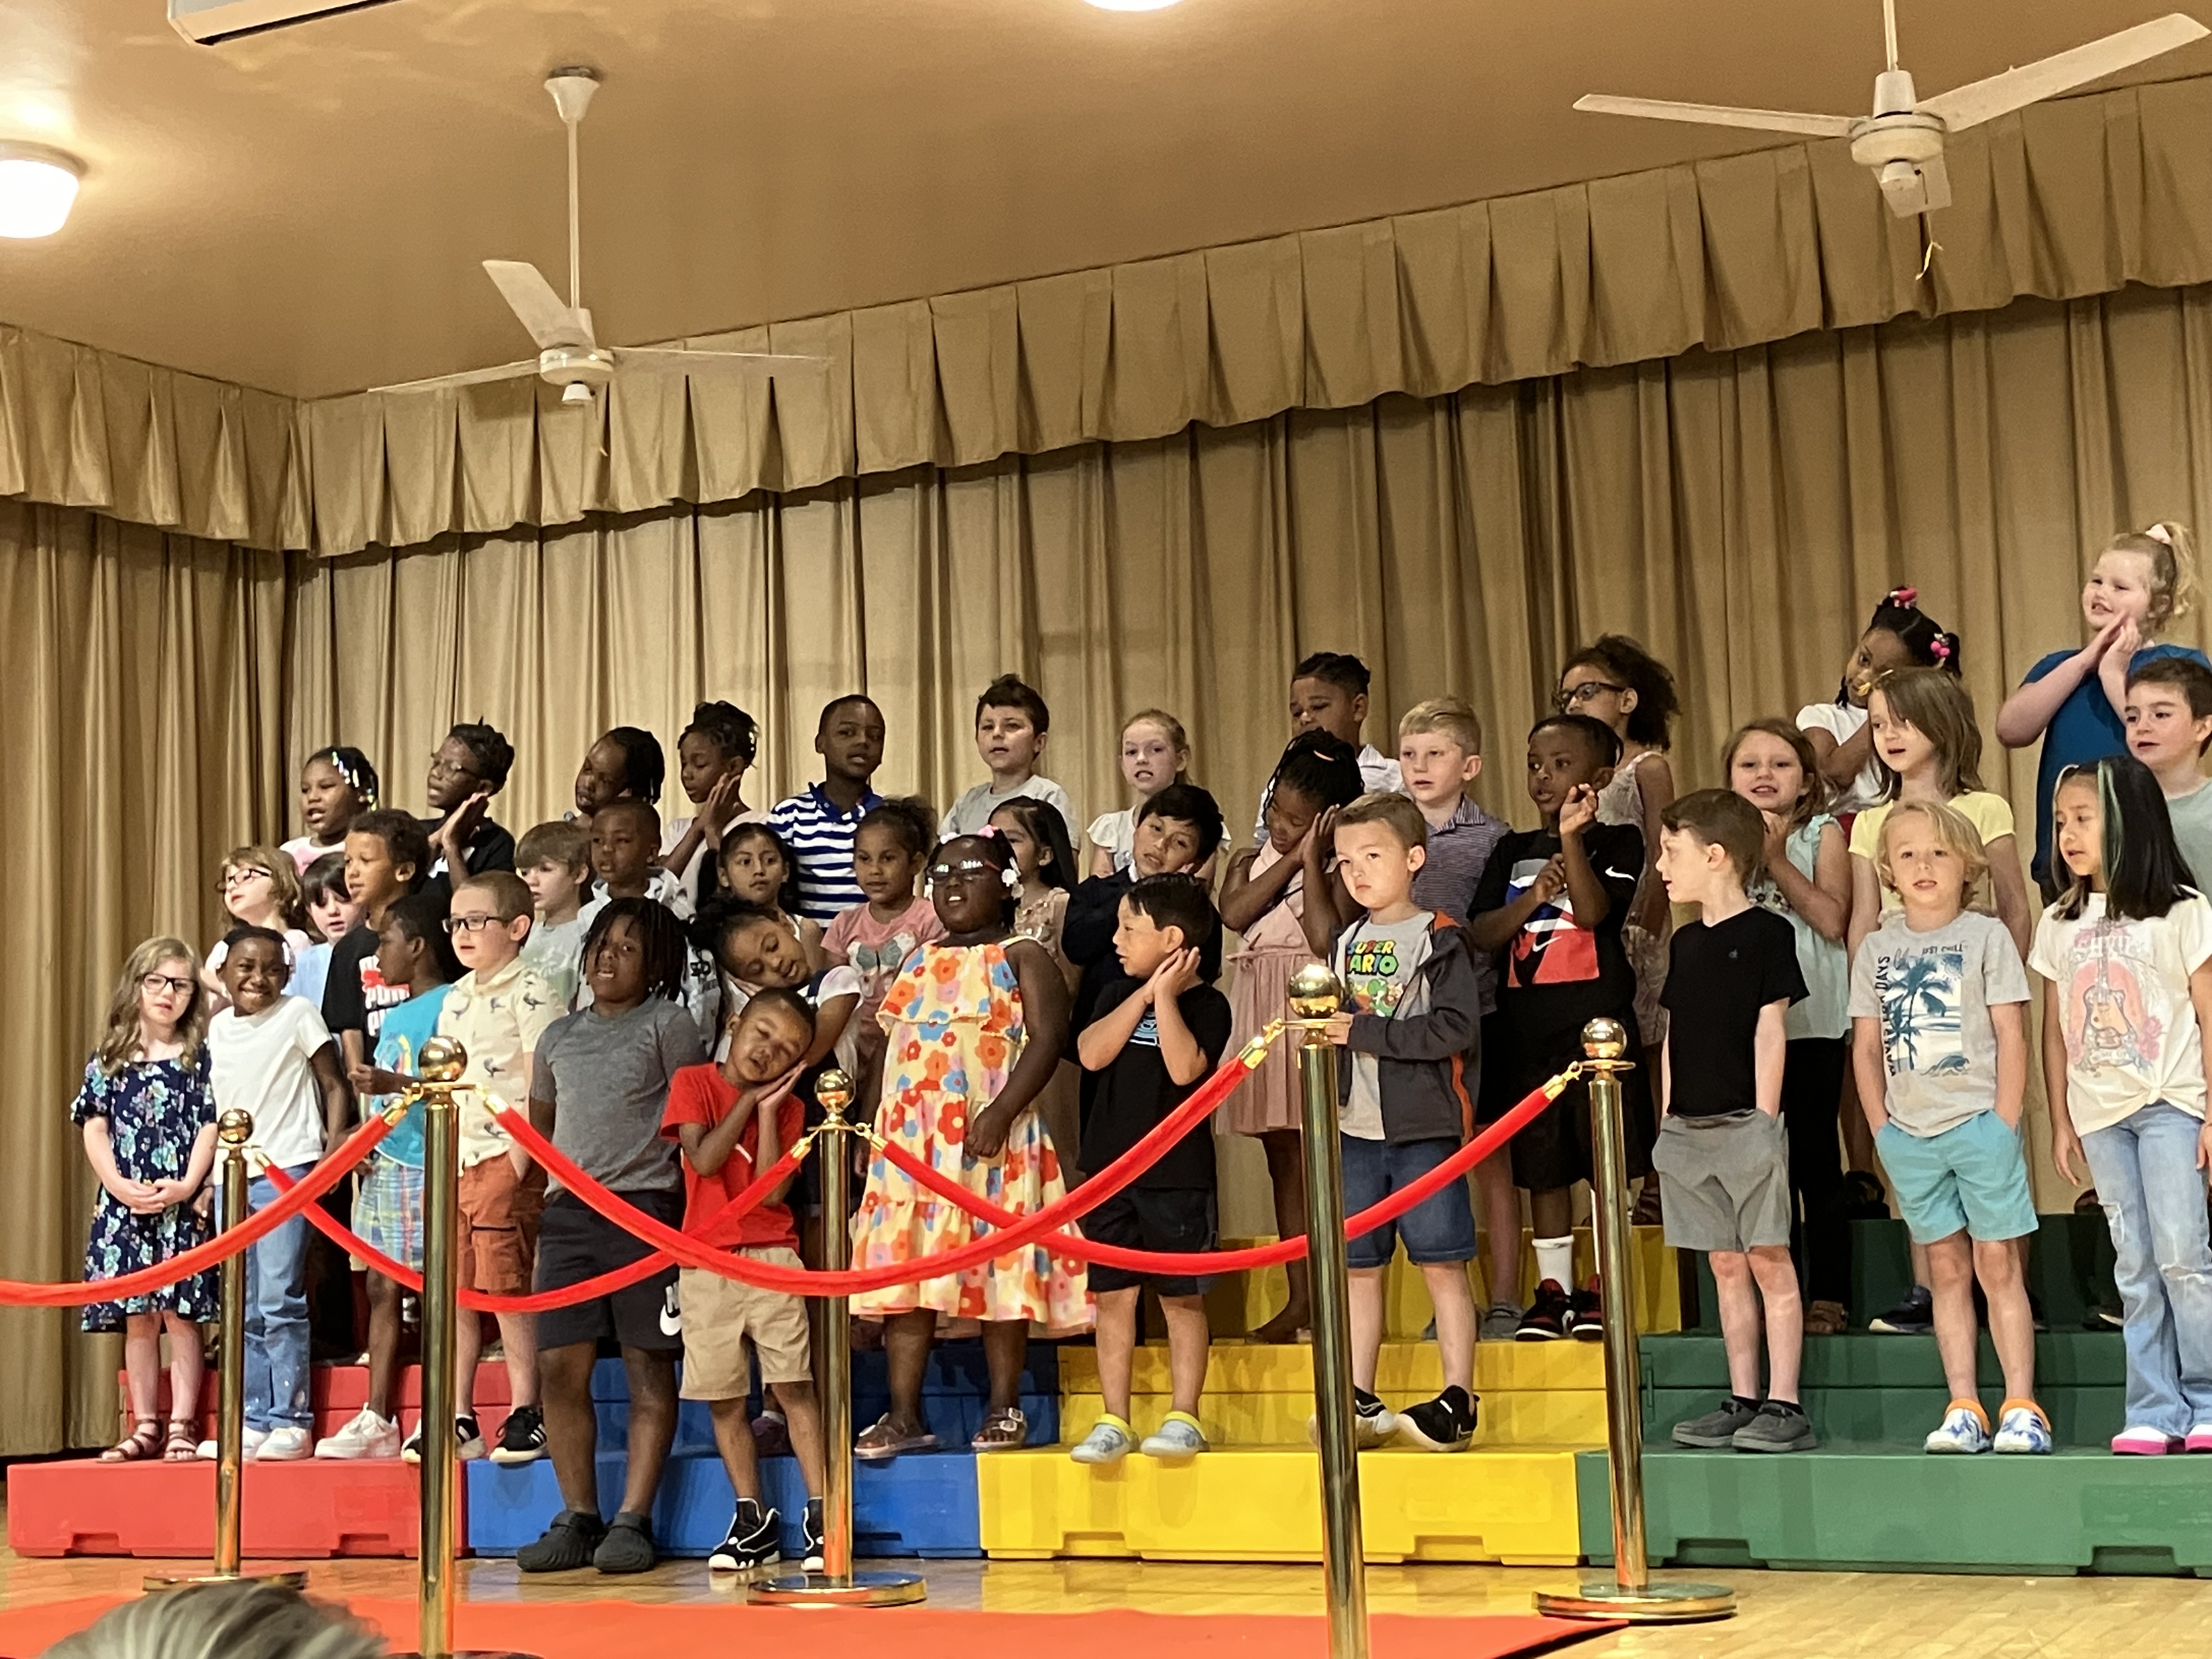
0, 502, 289, 1454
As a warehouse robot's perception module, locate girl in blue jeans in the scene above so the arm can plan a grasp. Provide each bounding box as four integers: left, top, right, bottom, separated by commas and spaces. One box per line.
2033, 755, 2212, 1454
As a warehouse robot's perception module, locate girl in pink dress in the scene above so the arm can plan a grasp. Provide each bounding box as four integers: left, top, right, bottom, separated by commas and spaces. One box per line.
822, 799, 946, 1096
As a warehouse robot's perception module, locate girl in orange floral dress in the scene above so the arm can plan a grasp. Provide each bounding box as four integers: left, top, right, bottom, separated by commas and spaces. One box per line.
851, 831, 1086, 1455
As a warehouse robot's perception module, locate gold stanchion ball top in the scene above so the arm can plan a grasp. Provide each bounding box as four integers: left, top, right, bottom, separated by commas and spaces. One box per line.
815, 1068, 855, 1115
1581, 1017, 1629, 1062
415, 1035, 468, 1084
217, 1109, 253, 1147
1287, 963, 1345, 1020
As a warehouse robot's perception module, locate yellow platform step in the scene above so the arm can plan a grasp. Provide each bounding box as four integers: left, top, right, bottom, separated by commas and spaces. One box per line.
977, 1446, 1585, 1565
1059, 1339, 1607, 1447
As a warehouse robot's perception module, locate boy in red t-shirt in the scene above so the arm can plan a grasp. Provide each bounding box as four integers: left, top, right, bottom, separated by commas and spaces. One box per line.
660, 989, 823, 1572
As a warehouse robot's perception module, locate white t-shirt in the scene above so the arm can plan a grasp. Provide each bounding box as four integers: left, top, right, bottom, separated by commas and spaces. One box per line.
207, 997, 335, 1171
2029, 892, 2212, 1133
1796, 701, 1884, 815
940, 777, 1079, 846
1087, 808, 1136, 874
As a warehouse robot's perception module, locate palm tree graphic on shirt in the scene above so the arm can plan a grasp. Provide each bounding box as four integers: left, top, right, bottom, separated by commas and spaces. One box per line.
1878, 947, 1965, 1076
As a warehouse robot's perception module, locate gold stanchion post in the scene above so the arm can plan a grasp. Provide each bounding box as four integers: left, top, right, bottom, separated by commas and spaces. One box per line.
1287, 965, 1369, 1659
754, 1068, 925, 1605
146, 1109, 306, 1592
1535, 1019, 1735, 1623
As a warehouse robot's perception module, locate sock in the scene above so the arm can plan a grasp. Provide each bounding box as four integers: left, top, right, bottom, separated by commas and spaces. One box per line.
1731, 1394, 1760, 1411
1534, 1235, 1575, 1291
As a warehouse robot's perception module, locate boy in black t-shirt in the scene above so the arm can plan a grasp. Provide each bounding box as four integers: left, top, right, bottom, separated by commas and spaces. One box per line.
1651, 789, 1813, 1454
1068, 874, 1232, 1466
1469, 715, 1651, 1339
320, 810, 431, 1070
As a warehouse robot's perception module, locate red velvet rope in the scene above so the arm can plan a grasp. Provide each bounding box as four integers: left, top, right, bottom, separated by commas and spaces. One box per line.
0, 1113, 394, 1307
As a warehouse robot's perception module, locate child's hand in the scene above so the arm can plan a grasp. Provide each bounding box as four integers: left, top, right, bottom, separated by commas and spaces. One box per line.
439, 791, 490, 853
2197, 1119, 2212, 1173
192, 1186, 215, 1223
2100, 619, 2143, 688
753, 1063, 807, 1115
1151, 947, 1203, 1002
147, 1178, 196, 1210
1530, 855, 1568, 905
1558, 785, 1598, 839
120, 1181, 168, 1216
1322, 1012, 1355, 1046
1306, 806, 1341, 862
964, 1102, 1019, 1160
2052, 1121, 2087, 1187
2076, 615, 2126, 669
1760, 811, 1791, 870
700, 772, 746, 840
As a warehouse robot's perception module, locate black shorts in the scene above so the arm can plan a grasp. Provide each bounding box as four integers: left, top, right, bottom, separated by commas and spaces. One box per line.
1477, 1018, 1654, 1194
532, 1188, 684, 1354
1082, 1187, 1216, 1298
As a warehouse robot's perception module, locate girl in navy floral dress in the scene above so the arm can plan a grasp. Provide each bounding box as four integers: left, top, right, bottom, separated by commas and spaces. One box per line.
78, 938, 221, 1462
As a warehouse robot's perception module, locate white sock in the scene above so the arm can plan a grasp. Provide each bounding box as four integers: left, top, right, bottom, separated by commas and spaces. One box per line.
1534, 1235, 1575, 1293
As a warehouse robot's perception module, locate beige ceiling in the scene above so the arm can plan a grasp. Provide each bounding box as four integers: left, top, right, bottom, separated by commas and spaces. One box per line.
3, 0, 2207, 400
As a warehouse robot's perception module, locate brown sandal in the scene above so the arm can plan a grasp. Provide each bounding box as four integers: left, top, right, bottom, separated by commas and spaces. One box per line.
101, 1419, 161, 1463
164, 1419, 200, 1460
854, 1414, 938, 1460
970, 1407, 1028, 1452
1804, 1299, 1850, 1336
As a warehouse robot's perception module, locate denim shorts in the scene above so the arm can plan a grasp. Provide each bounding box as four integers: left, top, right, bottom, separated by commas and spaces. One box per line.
1340, 1135, 1477, 1269
1878, 1110, 2038, 1244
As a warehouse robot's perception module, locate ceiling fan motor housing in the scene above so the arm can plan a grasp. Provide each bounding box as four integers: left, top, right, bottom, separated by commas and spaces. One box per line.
538, 345, 615, 400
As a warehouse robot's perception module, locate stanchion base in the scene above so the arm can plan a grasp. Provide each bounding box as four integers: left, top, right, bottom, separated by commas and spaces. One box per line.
1535, 1581, 1736, 1623
748, 1568, 928, 1607
390, 1651, 540, 1658
143, 1569, 309, 1592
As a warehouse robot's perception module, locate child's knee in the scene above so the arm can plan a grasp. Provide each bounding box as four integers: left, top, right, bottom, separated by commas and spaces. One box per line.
770, 1378, 818, 1410
1708, 1249, 1751, 1282
1971, 1237, 2023, 1288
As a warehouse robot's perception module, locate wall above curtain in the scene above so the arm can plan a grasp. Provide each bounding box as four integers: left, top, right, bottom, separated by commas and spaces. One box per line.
7, 77, 2212, 562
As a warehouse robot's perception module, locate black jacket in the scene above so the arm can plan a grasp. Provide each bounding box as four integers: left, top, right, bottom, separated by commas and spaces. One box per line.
1331, 913, 1481, 1144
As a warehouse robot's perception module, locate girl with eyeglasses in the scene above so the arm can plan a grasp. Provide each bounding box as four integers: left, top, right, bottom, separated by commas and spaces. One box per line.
77, 938, 220, 1464
200, 847, 313, 1010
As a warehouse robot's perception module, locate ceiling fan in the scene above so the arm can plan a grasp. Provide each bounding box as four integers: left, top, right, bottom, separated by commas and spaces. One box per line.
375, 68, 828, 402
1573, 3, 2208, 217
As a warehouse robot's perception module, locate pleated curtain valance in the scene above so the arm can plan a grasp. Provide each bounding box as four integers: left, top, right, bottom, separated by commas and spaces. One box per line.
7, 75, 2212, 558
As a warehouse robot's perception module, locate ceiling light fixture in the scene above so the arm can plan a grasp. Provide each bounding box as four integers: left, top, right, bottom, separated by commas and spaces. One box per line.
1085, 0, 1184, 10
0, 143, 83, 239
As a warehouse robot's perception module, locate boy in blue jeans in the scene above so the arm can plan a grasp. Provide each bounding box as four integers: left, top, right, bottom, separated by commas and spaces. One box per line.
1312, 792, 1483, 1451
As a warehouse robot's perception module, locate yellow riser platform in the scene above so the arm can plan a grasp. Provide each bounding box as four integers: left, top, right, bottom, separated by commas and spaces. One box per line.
1059, 1388, 1605, 1448
1201, 1224, 1680, 1340
978, 1446, 1585, 1565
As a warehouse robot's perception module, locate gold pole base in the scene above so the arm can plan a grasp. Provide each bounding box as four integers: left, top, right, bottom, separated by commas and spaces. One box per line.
389, 1651, 541, 1658
747, 1568, 928, 1607
1535, 1582, 1736, 1623
143, 1569, 309, 1592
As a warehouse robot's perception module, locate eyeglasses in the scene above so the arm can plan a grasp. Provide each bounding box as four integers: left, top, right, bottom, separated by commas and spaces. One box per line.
442, 914, 503, 934
216, 868, 272, 891
1553, 680, 1626, 712
140, 974, 194, 997
427, 751, 481, 782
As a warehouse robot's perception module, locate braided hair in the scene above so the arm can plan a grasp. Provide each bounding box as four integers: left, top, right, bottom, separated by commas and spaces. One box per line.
580, 897, 690, 1005
1844, 585, 1961, 701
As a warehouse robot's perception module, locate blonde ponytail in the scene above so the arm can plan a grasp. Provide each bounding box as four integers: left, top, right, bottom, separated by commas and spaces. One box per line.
2111, 522, 2199, 627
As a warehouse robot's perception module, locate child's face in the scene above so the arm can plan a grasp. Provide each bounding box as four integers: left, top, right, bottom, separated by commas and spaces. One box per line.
1867, 691, 1936, 781
426, 735, 488, 815
521, 857, 588, 915
721, 916, 809, 989
1398, 730, 1479, 811
928, 837, 1011, 936
299, 757, 362, 843
221, 936, 290, 1016
727, 1001, 811, 1085
853, 823, 921, 906
573, 738, 630, 820
2052, 778, 2105, 884
721, 833, 787, 906
1843, 628, 1914, 707
308, 887, 361, 945
1289, 676, 1364, 746
448, 887, 527, 973
219, 861, 279, 924
976, 704, 1043, 778
1524, 727, 1609, 819
139, 957, 195, 1034
1656, 827, 1728, 907
585, 916, 651, 1009
1885, 819, 1971, 912
988, 806, 1052, 883
1729, 730, 1807, 818
1263, 782, 1325, 857
678, 731, 746, 807
1120, 722, 1183, 797
1557, 663, 1634, 735
2084, 550, 2157, 631
1333, 820, 1422, 911
590, 809, 656, 889
1131, 811, 1205, 877
2125, 683, 2212, 774
817, 701, 886, 785
374, 920, 424, 991
1112, 898, 1184, 979
343, 830, 409, 910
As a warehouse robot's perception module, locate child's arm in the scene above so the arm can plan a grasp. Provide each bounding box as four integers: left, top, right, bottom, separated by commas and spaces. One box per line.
2041, 978, 2084, 1186
966, 938, 1073, 1160
1753, 999, 1790, 1119
1556, 787, 1615, 933
309, 1040, 353, 1154
1076, 977, 1153, 1073
1297, 809, 1346, 956
1984, 834, 2033, 960
1628, 753, 1676, 934
1849, 1015, 1889, 1137
1996, 627, 2121, 747
659, 773, 745, 877
1468, 857, 1562, 953
1218, 837, 1307, 934
1990, 999, 2028, 1130
81, 1118, 163, 1212
1657, 1032, 1671, 1118
1805, 720, 1876, 793
804, 993, 859, 1069
756, 1091, 799, 1205
1088, 841, 1117, 881
1847, 853, 1881, 965
678, 1070, 799, 1178
1146, 952, 1210, 1086
1061, 878, 1124, 968
800, 917, 827, 976
1768, 819, 1850, 944
177, 1120, 219, 1204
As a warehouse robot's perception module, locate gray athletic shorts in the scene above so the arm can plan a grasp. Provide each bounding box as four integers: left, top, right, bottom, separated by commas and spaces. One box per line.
1650, 1109, 1792, 1255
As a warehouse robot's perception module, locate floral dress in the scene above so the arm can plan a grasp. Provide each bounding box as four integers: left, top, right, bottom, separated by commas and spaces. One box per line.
74, 1051, 219, 1333
850, 941, 1090, 1328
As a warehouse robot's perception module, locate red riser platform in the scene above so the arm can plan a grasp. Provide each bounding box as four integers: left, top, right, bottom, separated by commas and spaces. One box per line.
124, 1361, 517, 1442
5, 1458, 436, 1558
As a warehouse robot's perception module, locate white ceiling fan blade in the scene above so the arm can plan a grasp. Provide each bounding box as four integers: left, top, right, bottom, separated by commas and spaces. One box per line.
1920, 14, 2210, 130
1572, 94, 1854, 138
369, 359, 541, 396
1915, 152, 1953, 213
613, 347, 834, 380
483, 259, 594, 350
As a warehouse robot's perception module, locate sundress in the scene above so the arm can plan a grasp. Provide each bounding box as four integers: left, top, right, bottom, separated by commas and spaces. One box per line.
850, 941, 1090, 1328
74, 1051, 219, 1332
1597, 748, 1670, 1046
1224, 843, 1319, 1135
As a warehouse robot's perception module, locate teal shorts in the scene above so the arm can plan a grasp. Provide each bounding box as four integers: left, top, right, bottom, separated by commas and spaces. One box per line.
1877, 1111, 2037, 1244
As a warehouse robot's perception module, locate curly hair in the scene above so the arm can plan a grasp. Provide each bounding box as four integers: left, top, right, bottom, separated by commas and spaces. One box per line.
1562, 634, 1680, 750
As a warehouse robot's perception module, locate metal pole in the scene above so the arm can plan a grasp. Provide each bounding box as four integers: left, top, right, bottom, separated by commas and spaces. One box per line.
754, 1069, 923, 1605
145, 1110, 303, 1592
1536, 1019, 1734, 1623
1287, 964, 1368, 1659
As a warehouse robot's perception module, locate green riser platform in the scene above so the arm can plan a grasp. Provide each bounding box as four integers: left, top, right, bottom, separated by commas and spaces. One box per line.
1576, 1445, 2212, 1576
1645, 1386, 2123, 1447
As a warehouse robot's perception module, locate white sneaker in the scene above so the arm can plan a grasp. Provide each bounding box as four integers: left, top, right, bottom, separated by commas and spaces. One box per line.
1923, 1403, 1990, 1454
255, 1426, 312, 1462
1069, 1417, 1135, 1465
1138, 1413, 1208, 1460
195, 1425, 270, 1461
315, 1407, 402, 1460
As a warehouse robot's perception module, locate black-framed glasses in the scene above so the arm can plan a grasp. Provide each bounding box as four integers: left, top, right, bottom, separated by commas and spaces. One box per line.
1553, 680, 1626, 712
428, 751, 482, 783
216, 867, 272, 891
442, 914, 502, 934
140, 973, 194, 997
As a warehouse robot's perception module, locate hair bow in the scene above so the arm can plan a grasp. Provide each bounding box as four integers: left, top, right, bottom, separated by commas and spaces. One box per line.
1930, 637, 1952, 662
2147, 523, 2175, 547
1887, 585, 1919, 607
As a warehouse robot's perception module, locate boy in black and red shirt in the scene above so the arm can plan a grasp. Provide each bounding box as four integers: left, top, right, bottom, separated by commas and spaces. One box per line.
660, 990, 824, 1573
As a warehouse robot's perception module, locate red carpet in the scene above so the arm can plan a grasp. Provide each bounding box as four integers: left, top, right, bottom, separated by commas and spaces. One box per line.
0, 1594, 1619, 1658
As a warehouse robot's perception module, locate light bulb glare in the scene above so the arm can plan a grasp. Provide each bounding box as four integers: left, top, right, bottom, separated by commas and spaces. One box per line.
1085, 0, 1183, 10
0, 146, 83, 239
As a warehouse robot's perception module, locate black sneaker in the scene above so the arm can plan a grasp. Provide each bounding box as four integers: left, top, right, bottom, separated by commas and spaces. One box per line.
1515, 1280, 1573, 1341
1568, 1280, 1604, 1342
489, 1404, 546, 1465
802, 1498, 826, 1571
1397, 1386, 1479, 1452
1672, 1395, 1760, 1448
1869, 1285, 1934, 1335
592, 1509, 659, 1575
516, 1508, 606, 1573
1308, 1387, 1399, 1448
401, 1415, 486, 1466
707, 1499, 781, 1572
1731, 1400, 1817, 1453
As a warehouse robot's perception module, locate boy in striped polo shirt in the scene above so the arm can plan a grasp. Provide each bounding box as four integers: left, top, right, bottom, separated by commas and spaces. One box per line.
767, 696, 887, 926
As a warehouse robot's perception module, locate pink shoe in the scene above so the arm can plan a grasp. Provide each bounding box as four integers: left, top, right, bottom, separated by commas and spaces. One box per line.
2186, 1425, 2212, 1453
2111, 1425, 2183, 1455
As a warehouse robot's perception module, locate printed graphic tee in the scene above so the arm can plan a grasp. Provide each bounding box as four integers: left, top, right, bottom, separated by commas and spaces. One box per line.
1848, 910, 2030, 1137
2028, 892, 2212, 1133
1332, 913, 1437, 1141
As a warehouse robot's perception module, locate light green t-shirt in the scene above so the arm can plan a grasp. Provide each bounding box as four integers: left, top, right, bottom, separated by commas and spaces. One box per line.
2168, 783, 2212, 895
